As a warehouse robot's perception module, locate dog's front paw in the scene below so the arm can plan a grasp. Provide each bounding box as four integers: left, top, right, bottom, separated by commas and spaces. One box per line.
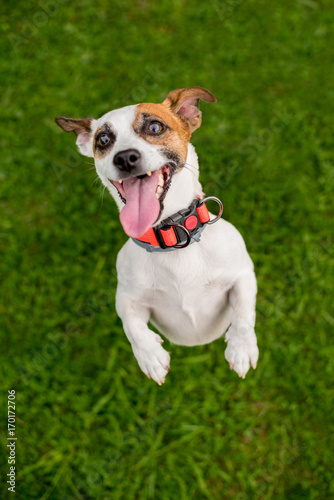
132, 335, 171, 385
224, 331, 258, 379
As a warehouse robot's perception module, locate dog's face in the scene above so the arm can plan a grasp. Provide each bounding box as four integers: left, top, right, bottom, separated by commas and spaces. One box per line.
56, 87, 216, 238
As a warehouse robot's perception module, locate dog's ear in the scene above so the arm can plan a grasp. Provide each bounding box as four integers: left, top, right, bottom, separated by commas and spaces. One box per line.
55, 116, 96, 157
162, 87, 216, 133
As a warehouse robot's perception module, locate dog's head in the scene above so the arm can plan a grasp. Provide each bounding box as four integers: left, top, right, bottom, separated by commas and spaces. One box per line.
56, 87, 216, 238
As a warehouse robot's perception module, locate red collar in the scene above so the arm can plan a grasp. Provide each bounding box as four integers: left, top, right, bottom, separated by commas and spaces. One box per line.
132, 196, 223, 252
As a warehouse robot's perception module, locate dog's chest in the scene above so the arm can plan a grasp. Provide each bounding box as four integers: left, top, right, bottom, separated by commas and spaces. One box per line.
122, 243, 232, 343
117, 227, 236, 305
146, 266, 231, 344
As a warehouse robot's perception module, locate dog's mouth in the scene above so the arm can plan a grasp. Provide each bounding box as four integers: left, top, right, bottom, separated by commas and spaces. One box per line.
110, 164, 172, 205
109, 164, 173, 238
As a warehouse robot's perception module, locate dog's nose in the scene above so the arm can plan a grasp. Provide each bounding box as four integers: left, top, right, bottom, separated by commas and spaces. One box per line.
113, 149, 142, 172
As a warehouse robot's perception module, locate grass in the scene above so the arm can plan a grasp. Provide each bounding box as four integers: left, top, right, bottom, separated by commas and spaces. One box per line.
1, 0, 334, 498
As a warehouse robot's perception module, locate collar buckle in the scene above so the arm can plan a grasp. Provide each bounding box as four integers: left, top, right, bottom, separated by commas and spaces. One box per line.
167, 223, 191, 249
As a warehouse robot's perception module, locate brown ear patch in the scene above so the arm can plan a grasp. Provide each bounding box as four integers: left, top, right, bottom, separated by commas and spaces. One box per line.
55, 116, 93, 136
162, 87, 216, 133
163, 87, 216, 112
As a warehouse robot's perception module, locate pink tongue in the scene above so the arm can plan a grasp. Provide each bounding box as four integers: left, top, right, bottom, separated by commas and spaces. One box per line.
119, 171, 160, 238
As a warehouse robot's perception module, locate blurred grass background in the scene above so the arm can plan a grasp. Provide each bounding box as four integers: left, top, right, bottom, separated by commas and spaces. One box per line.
1, 0, 334, 499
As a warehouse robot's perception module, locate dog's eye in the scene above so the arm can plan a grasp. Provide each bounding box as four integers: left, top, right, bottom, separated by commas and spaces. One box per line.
147, 121, 164, 135
97, 134, 110, 147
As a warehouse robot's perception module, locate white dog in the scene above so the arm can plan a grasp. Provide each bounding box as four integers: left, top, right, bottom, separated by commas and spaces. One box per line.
56, 87, 259, 385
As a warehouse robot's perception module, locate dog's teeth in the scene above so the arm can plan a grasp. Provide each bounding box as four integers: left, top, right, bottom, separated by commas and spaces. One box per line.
154, 171, 166, 199
146, 171, 152, 177
119, 180, 123, 184
155, 184, 163, 199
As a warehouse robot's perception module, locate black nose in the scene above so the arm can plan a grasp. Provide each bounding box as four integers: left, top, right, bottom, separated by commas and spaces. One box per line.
113, 149, 142, 172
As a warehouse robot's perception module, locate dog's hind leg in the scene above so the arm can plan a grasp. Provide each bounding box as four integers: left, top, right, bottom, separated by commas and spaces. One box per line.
116, 293, 171, 385
224, 270, 259, 378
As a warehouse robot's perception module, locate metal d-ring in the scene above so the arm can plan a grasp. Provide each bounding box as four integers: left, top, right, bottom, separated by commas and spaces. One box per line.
201, 196, 223, 224
168, 223, 191, 248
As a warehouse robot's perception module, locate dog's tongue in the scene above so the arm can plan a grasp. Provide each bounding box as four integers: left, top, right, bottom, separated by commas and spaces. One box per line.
120, 171, 160, 238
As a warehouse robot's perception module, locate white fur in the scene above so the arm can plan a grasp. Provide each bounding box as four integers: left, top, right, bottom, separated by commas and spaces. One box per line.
91, 106, 173, 213
80, 103, 259, 385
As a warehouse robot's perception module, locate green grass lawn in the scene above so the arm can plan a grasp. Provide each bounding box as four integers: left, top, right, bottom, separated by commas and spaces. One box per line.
1, 1, 334, 498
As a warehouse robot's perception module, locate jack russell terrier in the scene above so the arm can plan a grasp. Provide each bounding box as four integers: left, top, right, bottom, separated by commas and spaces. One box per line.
55, 86, 259, 385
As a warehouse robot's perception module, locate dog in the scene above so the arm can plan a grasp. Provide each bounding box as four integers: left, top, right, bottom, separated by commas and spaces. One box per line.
55, 86, 259, 385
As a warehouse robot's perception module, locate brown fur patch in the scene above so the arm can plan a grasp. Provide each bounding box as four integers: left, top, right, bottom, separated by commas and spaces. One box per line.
55, 116, 93, 136
133, 103, 191, 161
162, 87, 216, 132
162, 87, 216, 112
